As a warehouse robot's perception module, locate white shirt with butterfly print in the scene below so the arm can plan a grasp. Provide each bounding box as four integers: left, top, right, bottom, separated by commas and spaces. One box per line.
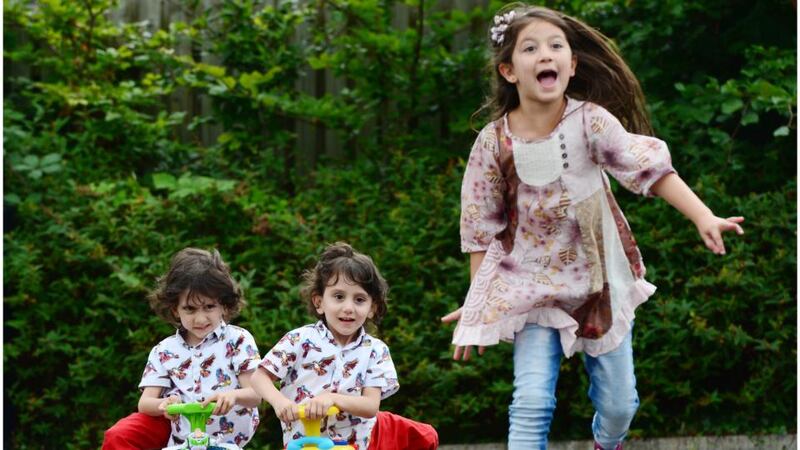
139, 322, 261, 447
261, 321, 399, 449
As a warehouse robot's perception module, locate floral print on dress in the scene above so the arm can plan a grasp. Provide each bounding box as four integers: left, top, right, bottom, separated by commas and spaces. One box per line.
260, 321, 399, 450
455, 97, 675, 357
139, 323, 261, 447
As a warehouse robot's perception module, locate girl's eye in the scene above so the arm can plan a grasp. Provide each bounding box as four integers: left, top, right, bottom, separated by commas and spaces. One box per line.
355, 297, 366, 304
552, 42, 563, 49
335, 294, 344, 300
205, 305, 217, 311
523, 45, 536, 52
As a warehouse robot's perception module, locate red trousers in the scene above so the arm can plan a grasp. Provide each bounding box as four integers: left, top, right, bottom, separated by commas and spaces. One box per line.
369, 411, 438, 450
102, 413, 171, 450
102, 410, 438, 450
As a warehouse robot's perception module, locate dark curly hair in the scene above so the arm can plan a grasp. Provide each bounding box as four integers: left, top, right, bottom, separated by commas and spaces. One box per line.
301, 242, 389, 326
148, 247, 244, 327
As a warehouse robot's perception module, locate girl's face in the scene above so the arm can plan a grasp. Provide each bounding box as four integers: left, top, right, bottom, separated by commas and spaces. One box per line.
313, 274, 375, 346
500, 18, 576, 107
173, 291, 225, 346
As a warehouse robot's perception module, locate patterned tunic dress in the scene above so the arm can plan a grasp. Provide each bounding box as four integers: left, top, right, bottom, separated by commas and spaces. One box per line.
453, 98, 675, 357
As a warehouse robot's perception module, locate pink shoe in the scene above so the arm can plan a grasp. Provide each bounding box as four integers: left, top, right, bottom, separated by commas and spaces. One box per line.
594, 443, 622, 450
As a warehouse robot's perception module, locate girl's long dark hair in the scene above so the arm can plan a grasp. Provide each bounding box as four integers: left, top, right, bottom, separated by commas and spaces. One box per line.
474, 3, 653, 135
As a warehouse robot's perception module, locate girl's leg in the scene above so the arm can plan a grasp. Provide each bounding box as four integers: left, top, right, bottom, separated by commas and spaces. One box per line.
584, 328, 639, 450
101, 412, 171, 450
508, 323, 562, 450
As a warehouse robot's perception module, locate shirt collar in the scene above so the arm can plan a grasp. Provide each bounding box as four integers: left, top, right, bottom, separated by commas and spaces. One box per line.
313, 320, 367, 349
175, 321, 228, 348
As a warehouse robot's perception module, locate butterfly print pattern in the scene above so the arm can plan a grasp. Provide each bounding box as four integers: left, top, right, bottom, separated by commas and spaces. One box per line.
260, 321, 400, 449
139, 323, 261, 447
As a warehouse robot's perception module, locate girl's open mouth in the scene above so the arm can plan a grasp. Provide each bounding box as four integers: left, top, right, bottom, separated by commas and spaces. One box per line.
537, 70, 558, 88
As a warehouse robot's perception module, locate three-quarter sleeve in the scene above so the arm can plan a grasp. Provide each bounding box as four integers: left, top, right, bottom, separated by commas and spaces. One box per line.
460, 124, 507, 252
585, 103, 676, 196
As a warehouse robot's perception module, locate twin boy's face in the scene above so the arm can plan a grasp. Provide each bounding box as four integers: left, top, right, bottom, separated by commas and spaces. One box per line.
173, 275, 375, 348
173, 291, 225, 347
313, 276, 376, 346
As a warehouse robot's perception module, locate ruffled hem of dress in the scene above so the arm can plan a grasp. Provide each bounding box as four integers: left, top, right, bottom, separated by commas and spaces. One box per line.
452, 279, 656, 358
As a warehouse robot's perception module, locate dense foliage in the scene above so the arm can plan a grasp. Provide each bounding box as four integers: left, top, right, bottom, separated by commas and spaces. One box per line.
4, 0, 796, 448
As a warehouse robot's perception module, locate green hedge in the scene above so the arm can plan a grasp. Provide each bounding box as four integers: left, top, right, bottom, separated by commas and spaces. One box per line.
3, 0, 795, 448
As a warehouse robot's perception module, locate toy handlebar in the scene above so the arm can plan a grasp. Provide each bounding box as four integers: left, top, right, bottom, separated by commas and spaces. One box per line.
287, 405, 353, 450
165, 402, 217, 438
166, 402, 216, 416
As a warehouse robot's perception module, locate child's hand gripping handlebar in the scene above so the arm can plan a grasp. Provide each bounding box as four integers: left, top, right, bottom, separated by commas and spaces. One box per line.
286, 405, 354, 450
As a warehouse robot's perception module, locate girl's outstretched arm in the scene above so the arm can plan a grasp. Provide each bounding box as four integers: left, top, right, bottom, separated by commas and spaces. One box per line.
442, 251, 487, 361
651, 173, 745, 255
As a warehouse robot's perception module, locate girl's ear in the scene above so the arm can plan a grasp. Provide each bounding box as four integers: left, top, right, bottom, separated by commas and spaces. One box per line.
312, 294, 324, 314
498, 63, 518, 84
368, 303, 377, 319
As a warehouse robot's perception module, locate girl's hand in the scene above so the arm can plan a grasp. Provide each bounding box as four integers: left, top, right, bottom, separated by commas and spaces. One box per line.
158, 395, 181, 421
306, 392, 335, 419
203, 391, 237, 416
695, 214, 745, 255
272, 397, 298, 424
441, 307, 486, 361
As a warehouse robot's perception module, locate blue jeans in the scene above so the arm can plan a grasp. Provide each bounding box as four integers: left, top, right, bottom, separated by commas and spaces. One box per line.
508, 323, 639, 450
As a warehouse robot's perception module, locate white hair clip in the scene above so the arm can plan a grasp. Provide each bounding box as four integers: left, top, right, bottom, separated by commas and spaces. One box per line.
490, 11, 516, 46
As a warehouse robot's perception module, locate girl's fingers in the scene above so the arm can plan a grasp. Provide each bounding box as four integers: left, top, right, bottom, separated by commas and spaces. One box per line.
701, 233, 718, 254
441, 308, 462, 323
710, 230, 725, 255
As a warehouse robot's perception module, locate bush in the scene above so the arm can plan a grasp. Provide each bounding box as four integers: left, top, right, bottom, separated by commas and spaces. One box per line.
4, 0, 795, 448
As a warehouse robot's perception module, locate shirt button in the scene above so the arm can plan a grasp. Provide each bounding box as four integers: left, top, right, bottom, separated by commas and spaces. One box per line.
560, 143, 566, 149
561, 153, 568, 159
558, 134, 565, 140
563, 162, 569, 169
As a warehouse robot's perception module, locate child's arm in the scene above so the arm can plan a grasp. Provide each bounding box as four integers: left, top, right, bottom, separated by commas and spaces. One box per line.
138, 387, 180, 419
201, 370, 263, 416
251, 366, 298, 423
304, 387, 382, 420
441, 251, 487, 361
651, 173, 744, 255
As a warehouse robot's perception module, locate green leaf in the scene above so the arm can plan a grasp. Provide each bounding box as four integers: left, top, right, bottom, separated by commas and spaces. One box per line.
740, 111, 759, 125
152, 173, 177, 190
721, 98, 743, 115
40, 153, 62, 166
773, 126, 790, 137
4, 193, 22, 204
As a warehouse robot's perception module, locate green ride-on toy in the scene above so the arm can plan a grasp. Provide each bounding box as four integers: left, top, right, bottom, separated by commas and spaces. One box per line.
161, 403, 240, 450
